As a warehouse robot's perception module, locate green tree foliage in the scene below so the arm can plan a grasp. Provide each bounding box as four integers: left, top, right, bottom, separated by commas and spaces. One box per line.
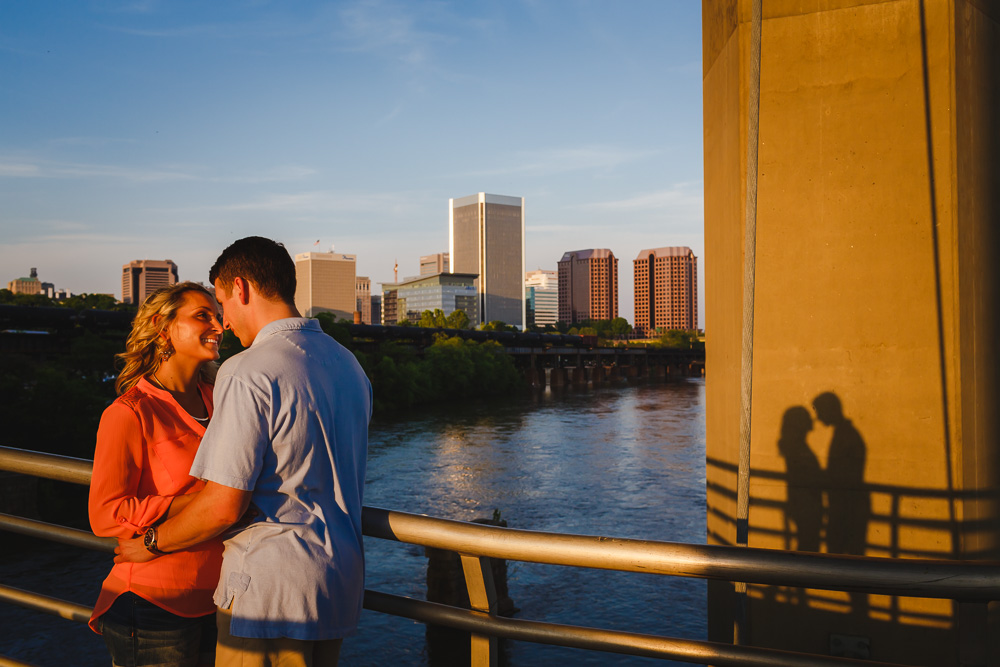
62, 293, 125, 311
315, 312, 352, 348
479, 320, 517, 332
609, 317, 633, 335
416, 309, 471, 330
444, 309, 470, 330
355, 335, 522, 415
657, 329, 704, 350
0, 290, 54, 307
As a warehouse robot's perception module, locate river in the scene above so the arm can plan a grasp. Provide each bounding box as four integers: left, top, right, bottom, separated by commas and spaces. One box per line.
0, 378, 707, 666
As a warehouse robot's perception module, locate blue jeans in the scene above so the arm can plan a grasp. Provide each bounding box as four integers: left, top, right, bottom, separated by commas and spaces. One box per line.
98, 592, 217, 667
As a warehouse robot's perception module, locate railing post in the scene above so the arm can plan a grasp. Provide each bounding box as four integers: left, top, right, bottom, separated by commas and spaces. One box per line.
459, 553, 498, 666
957, 601, 988, 667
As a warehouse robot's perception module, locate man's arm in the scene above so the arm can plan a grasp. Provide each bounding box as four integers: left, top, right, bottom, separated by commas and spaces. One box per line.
115, 481, 251, 563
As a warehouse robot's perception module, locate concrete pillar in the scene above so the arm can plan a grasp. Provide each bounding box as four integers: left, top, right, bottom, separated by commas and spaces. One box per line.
571, 366, 587, 387
591, 365, 606, 385
549, 367, 567, 388
607, 365, 621, 381
704, 1, 1000, 664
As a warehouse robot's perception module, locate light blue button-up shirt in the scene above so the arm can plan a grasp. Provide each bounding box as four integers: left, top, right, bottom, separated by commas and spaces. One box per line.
190, 318, 372, 640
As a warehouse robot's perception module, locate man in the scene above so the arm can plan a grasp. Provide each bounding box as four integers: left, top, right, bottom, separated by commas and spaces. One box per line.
117, 236, 372, 666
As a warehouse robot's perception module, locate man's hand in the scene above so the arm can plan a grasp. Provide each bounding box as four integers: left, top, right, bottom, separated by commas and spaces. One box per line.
115, 536, 157, 564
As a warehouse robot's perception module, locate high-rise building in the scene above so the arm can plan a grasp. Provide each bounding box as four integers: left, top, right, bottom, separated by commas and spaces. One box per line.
525, 269, 558, 328
633, 246, 698, 335
381, 288, 398, 326
294, 251, 357, 319
122, 260, 178, 304
380, 273, 479, 325
449, 193, 525, 328
356, 276, 371, 324
370, 294, 382, 326
8, 268, 43, 295
557, 249, 618, 324
419, 253, 450, 276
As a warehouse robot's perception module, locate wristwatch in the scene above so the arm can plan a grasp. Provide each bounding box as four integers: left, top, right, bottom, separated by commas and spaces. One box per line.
143, 526, 167, 556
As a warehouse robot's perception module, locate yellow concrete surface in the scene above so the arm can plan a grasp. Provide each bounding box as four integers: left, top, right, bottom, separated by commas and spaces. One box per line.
703, 0, 999, 663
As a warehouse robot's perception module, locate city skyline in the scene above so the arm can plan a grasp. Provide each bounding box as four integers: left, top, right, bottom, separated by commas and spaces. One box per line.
0, 2, 704, 327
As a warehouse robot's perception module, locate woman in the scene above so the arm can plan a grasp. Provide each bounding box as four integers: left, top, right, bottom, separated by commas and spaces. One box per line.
89, 282, 225, 667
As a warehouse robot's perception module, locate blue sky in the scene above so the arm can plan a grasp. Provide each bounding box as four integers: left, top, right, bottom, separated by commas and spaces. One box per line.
0, 0, 704, 326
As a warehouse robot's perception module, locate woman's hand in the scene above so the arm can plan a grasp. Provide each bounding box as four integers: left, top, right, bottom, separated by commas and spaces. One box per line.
114, 536, 157, 564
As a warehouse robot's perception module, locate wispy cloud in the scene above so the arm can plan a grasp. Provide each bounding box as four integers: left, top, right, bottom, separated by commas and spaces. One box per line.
0, 156, 195, 182
0, 155, 317, 184
336, 0, 444, 66
213, 189, 421, 215
463, 145, 660, 178
579, 182, 703, 214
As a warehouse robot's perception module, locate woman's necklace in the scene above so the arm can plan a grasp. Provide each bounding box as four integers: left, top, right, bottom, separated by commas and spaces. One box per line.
151, 372, 168, 391
151, 372, 208, 422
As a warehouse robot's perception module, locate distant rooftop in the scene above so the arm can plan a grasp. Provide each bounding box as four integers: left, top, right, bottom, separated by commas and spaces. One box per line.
634, 246, 695, 259
559, 248, 615, 262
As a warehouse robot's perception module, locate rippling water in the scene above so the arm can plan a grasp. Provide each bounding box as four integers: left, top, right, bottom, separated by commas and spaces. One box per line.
0, 378, 706, 666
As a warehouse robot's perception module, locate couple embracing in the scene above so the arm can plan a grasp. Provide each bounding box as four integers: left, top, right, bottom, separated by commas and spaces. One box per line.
88, 236, 372, 667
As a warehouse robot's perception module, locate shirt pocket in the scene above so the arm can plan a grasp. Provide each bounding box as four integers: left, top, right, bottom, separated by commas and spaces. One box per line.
150, 432, 201, 492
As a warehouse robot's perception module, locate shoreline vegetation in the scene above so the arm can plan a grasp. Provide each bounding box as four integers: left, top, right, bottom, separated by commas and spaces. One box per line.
1, 303, 702, 459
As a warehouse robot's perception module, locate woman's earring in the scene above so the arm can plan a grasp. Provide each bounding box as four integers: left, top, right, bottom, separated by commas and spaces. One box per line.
160, 342, 174, 362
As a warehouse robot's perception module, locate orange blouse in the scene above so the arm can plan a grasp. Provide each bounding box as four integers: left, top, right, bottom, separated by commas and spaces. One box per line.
88, 377, 223, 632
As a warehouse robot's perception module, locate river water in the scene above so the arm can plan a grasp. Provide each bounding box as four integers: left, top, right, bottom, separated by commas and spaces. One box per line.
0, 378, 706, 666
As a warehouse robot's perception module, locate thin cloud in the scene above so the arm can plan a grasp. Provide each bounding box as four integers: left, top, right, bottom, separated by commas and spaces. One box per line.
464, 145, 660, 178
580, 182, 704, 213
0, 155, 317, 184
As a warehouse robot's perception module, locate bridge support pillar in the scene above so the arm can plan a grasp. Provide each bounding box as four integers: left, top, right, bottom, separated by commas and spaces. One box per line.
548, 367, 567, 388
591, 365, 606, 385
571, 367, 587, 387
704, 1, 1000, 663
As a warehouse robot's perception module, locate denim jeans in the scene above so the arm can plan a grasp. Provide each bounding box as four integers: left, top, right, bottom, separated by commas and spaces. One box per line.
98, 592, 216, 667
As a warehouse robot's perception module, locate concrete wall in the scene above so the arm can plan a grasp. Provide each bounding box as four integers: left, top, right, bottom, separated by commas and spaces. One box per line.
703, 1, 1000, 664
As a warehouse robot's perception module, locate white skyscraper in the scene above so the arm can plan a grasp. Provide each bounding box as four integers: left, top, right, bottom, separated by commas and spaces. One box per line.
448, 193, 525, 329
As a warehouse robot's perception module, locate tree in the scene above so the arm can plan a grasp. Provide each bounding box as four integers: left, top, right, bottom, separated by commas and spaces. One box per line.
479, 320, 516, 332
658, 329, 703, 350
609, 317, 632, 336
444, 309, 470, 330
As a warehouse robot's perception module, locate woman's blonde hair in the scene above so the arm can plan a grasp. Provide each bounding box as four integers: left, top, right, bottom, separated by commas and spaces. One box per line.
115, 281, 219, 395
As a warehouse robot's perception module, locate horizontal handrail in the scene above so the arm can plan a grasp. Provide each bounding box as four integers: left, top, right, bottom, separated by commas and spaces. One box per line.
0, 584, 92, 624
0, 513, 114, 552
2, 444, 998, 667
4, 445, 1000, 601
0, 447, 92, 486
363, 506, 1000, 601
363, 590, 899, 667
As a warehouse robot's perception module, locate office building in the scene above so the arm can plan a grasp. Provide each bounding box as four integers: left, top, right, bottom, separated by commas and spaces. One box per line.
294, 251, 357, 319
449, 193, 525, 328
557, 249, 618, 324
420, 253, 450, 276
356, 276, 371, 324
122, 260, 178, 305
381, 273, 479, 325
381, 288, 398, 326
370, 294, 382, 326
8, 268, 43, 295
633, 246, 698, 335
525, 269, 558, 328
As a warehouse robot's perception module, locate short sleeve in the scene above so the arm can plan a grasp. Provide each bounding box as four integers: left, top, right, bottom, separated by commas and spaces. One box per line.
190, 372, 269, 491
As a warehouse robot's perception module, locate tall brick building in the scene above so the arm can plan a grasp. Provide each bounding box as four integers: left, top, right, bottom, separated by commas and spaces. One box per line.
557, 249, 618, 324
633, 246, 697, 335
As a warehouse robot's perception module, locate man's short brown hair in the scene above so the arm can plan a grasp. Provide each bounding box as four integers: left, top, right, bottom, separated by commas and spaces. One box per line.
209, 236, 296, 304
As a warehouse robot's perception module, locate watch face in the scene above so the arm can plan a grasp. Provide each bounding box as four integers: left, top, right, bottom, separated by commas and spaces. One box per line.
144, 527, 154, 548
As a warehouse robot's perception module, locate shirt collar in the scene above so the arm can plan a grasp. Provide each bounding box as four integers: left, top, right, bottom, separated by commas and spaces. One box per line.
252, 317, 321, 345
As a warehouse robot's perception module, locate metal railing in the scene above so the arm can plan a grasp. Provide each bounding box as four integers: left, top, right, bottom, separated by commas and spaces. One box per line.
2, 445, 999, 666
